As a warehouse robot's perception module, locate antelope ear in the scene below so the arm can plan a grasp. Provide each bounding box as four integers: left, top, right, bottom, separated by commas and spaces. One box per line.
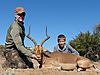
43, 48, 48, 52
30, 47, 35, 50
32, 47, 35, 49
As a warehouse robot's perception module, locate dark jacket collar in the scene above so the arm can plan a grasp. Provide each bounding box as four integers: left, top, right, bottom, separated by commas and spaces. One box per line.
58, 43, 66, 51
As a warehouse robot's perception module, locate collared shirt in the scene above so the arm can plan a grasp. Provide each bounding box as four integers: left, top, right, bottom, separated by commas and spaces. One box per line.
54, 43, 79, 55
5, 20, 33, 57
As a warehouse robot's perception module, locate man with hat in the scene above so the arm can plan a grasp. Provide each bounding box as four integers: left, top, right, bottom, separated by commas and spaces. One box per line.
54, 34, 79, 55
3, 7, 37, 69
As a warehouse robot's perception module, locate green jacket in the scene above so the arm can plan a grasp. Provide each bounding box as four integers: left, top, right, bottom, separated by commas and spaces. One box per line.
5, 20, 33, 57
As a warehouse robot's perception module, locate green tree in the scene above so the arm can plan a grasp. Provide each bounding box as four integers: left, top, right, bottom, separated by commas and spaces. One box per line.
0, 45, 4, 57
70, 31, 91, 56
69, 28, 100, 61
94, 24, 100, 57
94, 24, 100, 32
0, 45, 4, 49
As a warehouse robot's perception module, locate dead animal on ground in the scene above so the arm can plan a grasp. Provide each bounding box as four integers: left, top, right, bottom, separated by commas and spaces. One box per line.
27, 26, 100, 72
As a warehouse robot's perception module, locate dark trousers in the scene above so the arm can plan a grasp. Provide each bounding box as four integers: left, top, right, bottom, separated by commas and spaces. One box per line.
3, 49, 33, 69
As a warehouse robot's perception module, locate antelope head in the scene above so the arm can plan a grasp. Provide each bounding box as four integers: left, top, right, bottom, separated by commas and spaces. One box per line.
27, 26, 50, 61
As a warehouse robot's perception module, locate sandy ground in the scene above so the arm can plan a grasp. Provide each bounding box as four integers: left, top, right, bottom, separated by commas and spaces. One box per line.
1, 68, 100, 75
0, 57, 100, 75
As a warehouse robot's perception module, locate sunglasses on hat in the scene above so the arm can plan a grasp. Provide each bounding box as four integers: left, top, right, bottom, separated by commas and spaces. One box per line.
17, 12, 26, 17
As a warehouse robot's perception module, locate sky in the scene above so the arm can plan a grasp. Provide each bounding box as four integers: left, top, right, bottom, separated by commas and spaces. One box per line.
0, 0, 100, 52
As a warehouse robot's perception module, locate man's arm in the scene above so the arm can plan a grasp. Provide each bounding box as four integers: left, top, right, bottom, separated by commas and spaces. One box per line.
67, 44, 79, 55
10, 26, 33, 57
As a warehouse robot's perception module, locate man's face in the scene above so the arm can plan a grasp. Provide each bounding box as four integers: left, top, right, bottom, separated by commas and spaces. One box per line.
58, 39, 65, 47
15, 12, 25, 22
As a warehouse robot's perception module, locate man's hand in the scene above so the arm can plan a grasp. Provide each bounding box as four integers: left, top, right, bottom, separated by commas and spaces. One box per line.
32, 54, 37, 59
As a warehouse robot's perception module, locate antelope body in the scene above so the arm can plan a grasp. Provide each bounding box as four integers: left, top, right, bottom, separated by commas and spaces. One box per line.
27, 26, 100, 72
41, 52, 99, 72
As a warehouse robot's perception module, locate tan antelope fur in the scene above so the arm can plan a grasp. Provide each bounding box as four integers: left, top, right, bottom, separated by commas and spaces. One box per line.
27, 26, 100, 72
42, 52, 100, 72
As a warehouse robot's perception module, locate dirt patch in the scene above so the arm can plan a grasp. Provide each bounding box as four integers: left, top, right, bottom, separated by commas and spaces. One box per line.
1, 68, 100, 75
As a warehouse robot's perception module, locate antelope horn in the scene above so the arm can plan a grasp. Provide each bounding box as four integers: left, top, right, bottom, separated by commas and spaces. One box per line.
40, 26, 50, 46
27, 26, 37, 46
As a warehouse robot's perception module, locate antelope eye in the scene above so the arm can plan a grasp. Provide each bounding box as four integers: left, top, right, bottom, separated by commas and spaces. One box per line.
33, 49, 36, 53
34, 49, 36, 51
41, 49, 43, 52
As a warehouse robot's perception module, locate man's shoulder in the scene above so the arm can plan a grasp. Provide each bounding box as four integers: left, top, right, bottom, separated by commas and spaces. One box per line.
11, 21, 19, 29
